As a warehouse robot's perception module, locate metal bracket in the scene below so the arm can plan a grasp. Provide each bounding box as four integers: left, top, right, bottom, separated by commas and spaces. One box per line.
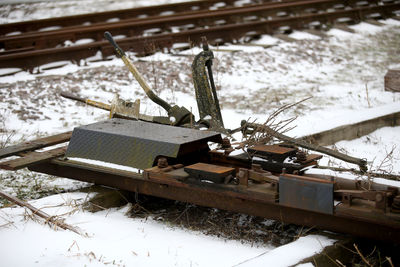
335, 189, 391, 212
237, 164, 279, 190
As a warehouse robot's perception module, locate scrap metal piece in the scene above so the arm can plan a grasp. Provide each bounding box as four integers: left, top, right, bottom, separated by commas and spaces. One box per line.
65, 119, 222, 170
279, 173, 335, 215
110, 94, 140, 119
184, 162, 235, 183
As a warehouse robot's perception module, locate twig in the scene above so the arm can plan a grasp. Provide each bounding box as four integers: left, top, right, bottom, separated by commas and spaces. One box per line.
353, 243, 372, 267
374, 145, 395, 174
231, 249, 270, 267
335, 259, 346, 267
0, 222, 14, 228
318, 165, 400, 181
386, 257, 394, 267
365, 83, 371, 108
321, 252, 343, 267
0, 190, 85, 236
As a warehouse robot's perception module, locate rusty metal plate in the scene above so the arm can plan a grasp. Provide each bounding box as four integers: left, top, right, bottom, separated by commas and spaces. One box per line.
248, 144, 297, 161
65, 119, 222, 170
279, 174, 334, 215
184, 162, 235, 183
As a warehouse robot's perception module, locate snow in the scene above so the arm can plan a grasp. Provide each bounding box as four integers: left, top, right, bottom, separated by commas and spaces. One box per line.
289, 31, 321, 40
315, 126, 400, 175
236, 235, 335, 267
0, 193, 272, 267
1, 0, 400, 266
68, 157, 142, 173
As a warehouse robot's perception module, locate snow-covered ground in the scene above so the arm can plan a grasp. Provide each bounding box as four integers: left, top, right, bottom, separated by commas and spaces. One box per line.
1, 0, 400, 266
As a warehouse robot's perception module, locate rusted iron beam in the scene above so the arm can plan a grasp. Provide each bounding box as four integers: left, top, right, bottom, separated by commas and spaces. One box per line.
0, 146, 67, 170
29, 159, 400, 243
301, 111, 400, 146
0, 131, 71, 160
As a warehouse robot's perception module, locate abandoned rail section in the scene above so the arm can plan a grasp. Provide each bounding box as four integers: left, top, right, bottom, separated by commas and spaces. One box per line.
0, 0, 399, 71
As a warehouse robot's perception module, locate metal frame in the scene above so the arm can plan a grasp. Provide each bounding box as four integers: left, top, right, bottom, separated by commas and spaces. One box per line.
29, 158, 400, 243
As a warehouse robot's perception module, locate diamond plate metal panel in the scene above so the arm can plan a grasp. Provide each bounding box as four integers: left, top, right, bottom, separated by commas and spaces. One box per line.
66, 119, 221, 169
279, 174, 334, 215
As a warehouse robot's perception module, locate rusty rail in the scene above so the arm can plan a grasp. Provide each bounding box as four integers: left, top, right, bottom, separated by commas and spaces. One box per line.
0, 0, 259, 36
0, 1, 398, 71
0, 0, 363, 52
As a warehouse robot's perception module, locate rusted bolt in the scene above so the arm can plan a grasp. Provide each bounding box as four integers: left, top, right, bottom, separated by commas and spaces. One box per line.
251, 164, 262, 171
221, 137, 232, 149
391, 196, 400, 213
296, 151, 307, 162
157, 157, 168, 168
376, 193, 383, 203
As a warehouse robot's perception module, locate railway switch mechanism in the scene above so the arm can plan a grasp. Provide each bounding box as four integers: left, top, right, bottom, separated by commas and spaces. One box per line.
0, 32, 399, 243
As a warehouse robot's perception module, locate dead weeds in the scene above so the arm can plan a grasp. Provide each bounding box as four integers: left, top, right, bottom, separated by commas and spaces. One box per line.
126, 194, 314, 247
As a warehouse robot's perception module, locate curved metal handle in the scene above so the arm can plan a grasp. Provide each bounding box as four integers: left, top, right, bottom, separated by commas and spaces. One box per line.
104, 31, 172, 112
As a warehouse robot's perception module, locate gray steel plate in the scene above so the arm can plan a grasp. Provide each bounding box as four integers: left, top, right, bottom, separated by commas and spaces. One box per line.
279, 174, 334, 214
66, 119, 221, 169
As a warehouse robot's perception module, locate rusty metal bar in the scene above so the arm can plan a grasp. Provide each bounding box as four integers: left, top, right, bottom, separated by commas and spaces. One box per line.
243, 121, 368, 170
301, 111, 400, 146
0, 131, 71, 160
0, 146, 67, 170
28, 159, 400, 243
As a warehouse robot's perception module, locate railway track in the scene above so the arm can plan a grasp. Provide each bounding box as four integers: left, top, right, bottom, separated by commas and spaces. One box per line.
0, 0, 399, 73
0, 0, 274, 36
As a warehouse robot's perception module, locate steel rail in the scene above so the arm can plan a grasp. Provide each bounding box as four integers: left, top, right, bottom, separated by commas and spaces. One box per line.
0, 0, 316, 52
29, 159, 400, 243
0, 0, 239, 36
0, 3, 398, 71
0, 0, 293, 36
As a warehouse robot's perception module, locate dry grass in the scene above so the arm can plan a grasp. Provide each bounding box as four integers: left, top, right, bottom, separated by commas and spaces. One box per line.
125, 194, 314, 247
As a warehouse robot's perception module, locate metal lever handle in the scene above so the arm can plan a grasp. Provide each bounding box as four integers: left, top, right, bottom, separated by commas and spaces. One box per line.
104, 31, 125, 58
